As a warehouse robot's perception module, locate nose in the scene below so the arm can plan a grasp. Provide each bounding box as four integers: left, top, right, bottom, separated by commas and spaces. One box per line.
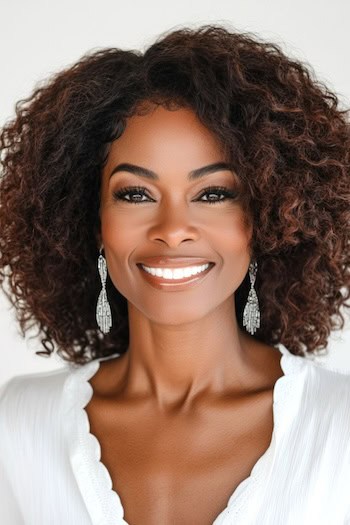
147, 201, 200, 247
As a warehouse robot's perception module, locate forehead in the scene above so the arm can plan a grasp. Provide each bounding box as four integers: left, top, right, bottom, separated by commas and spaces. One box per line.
105, 105, 227, 168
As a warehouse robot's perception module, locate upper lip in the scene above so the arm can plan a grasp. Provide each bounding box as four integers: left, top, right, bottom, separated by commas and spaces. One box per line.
137, 257, 214, 268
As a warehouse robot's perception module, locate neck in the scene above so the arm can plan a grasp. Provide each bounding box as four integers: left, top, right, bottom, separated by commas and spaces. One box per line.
111, 299, 273, 411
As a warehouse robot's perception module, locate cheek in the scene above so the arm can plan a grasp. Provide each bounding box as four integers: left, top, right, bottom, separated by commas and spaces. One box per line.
99, 210, 135, 294
100, 207, 140, 254
217, 216, 253, 288
218, 212, 253, 253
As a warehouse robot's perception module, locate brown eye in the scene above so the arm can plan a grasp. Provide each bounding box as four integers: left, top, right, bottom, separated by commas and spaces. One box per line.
112, 186, 152, 204
197, 186, 238, 204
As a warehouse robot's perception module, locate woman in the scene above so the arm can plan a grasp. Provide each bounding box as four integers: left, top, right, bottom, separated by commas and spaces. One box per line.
0, 24, 350, 525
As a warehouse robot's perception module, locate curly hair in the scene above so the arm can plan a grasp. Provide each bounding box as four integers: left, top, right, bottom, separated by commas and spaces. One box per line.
0, 24, 349, 364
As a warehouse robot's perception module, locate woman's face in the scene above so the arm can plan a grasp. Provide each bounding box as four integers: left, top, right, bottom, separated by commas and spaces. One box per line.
99, 103, 253, 325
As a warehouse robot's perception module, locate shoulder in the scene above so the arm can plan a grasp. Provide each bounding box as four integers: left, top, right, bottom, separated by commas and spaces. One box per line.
0, 365, 71, 409
279, 346, 350, 437
304, 356, 350, 403
299, 358, 350, 504
0, 366, 72, 449
282, 345, 350, 396
297, 355, 350, 444
276, 350, 350, 499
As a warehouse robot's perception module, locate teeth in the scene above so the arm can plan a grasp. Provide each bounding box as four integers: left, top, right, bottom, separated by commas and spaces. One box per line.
141, 263, 210, 280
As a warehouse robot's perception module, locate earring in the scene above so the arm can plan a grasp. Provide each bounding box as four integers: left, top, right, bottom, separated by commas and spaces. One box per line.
96, 247, 112, 334
243, 260, 260, 335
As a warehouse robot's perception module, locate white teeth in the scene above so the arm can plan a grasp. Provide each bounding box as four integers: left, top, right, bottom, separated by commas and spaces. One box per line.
141, 263, 210, 280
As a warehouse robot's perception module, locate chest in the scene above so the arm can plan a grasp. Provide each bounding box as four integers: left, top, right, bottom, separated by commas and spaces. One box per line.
85, 390, 274, 525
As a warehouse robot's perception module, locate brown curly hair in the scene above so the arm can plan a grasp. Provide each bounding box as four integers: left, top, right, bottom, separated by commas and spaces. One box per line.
1, 24, 349, 364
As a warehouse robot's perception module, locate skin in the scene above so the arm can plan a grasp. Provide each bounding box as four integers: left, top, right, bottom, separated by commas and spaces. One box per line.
88, 102, 285, 524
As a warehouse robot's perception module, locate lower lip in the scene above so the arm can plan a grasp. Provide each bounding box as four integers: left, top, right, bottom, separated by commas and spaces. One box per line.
137, 263, 215, 291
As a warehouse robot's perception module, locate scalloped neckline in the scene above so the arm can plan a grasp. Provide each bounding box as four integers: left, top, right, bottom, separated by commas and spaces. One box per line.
62, 343, 305, 525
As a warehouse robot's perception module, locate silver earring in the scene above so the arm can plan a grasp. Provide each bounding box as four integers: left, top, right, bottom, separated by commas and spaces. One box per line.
96, 247, 112, 334
243, 260, 260, 335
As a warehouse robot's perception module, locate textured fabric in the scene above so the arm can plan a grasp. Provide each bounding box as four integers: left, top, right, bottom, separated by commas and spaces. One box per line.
1, 344, 350, 525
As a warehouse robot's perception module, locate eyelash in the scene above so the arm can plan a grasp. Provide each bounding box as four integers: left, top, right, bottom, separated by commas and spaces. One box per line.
112, 185, 238, 205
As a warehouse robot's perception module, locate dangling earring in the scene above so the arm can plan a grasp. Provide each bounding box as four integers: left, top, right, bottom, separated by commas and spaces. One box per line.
243, 260, 260, 335
96, 247, 112, 334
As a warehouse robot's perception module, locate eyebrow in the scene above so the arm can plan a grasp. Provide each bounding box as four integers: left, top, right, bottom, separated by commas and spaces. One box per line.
108, 162, 235, 181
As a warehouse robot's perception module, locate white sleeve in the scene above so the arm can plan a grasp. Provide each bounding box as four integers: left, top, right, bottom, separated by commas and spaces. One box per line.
0, 380, 24, 524
0, 459, 24, 525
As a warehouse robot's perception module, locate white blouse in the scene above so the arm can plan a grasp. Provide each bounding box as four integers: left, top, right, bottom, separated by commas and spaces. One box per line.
1, 343, 350, 525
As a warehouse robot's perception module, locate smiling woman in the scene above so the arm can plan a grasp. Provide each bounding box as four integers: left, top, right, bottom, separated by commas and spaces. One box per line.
97, 104, 254, 331
0, 23, 350, 525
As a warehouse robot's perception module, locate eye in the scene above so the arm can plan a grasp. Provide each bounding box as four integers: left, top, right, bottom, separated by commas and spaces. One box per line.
112, 185, 238, 204
197, 186, 238, 204
112, 186, 152, 204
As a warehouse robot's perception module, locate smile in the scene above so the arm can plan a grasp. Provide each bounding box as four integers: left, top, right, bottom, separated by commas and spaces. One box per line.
142, 263, 210, 279
137, 262, 215, 290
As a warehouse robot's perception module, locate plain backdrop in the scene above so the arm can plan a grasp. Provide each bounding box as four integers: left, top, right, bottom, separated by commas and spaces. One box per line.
1, 0, 350, 385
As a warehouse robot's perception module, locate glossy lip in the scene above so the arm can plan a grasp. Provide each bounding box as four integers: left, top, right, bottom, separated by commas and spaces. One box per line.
137, 262, 215, 291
